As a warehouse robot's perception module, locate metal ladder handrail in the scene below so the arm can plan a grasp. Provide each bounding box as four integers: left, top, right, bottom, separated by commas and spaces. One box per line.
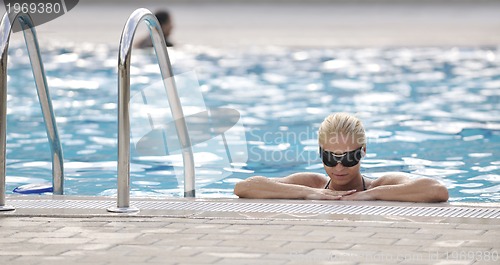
0, 12, 65, 211
108, 8, 195, 213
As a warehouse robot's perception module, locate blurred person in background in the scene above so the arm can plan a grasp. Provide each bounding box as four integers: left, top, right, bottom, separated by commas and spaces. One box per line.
135, 10, 173, 48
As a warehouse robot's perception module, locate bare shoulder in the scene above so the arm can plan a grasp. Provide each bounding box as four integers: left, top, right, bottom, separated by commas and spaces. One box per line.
368, 173, 411, 189
276, 172, 329, 189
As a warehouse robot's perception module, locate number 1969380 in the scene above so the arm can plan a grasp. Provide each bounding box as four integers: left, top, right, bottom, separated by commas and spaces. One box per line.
6, 2, 63, 14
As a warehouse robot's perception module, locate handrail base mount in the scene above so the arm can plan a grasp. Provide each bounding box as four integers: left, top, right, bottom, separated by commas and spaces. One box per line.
107, 206, 139, 213
0, 205, 15, 211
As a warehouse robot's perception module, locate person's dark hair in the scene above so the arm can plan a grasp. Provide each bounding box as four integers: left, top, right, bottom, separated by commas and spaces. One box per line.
155, 10, 170, 25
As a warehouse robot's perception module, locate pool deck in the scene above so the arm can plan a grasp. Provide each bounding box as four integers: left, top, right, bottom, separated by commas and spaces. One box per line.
1, 195, 499, 265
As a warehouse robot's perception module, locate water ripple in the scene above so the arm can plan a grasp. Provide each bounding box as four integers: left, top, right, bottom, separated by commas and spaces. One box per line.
4, 44, 500, 201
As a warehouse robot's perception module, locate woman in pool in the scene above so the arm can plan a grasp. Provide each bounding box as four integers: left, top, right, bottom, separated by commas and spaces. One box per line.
234, 112, 449, 202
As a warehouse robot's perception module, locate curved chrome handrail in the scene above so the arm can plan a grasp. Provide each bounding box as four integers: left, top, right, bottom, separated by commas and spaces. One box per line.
0, 12, 65, 210
108, 8, 195, 213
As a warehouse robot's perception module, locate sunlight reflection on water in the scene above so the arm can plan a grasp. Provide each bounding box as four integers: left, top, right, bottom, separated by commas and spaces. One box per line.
4, 44, 499, 201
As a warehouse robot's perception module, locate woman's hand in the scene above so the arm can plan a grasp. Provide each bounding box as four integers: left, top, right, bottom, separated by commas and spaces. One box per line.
305, 189, 357, 200
340, 191, 375, 201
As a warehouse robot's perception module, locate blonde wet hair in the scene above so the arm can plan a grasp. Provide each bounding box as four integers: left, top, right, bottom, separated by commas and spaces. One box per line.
318, 112, 366, 147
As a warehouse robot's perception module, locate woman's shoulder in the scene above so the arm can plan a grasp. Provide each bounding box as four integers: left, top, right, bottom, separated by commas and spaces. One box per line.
279, 172, 329, 188
363, 173, 410, 189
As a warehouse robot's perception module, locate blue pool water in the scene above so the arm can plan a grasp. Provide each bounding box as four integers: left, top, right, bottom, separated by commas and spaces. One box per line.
4, 43, 500, 202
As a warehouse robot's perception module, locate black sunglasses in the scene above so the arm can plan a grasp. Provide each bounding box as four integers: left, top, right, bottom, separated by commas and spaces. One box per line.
319, 146, 364, 168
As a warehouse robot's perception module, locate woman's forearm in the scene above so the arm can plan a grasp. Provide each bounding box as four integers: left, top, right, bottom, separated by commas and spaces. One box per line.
367, 178, 449, 202
234, 176, 316, 199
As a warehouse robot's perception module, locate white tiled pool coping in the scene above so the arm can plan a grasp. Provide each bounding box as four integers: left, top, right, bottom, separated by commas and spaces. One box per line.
2, 195, 499, 222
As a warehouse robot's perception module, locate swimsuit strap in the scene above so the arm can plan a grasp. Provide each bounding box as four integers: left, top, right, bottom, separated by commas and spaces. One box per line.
324, 176, 367, 191
324, 179, 331, 189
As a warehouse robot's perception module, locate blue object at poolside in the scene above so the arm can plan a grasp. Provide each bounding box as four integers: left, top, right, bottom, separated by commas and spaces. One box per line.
13, 183, 53, 194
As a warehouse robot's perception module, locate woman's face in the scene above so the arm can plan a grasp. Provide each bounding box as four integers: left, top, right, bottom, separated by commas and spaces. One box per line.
320, 134, 364, 187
